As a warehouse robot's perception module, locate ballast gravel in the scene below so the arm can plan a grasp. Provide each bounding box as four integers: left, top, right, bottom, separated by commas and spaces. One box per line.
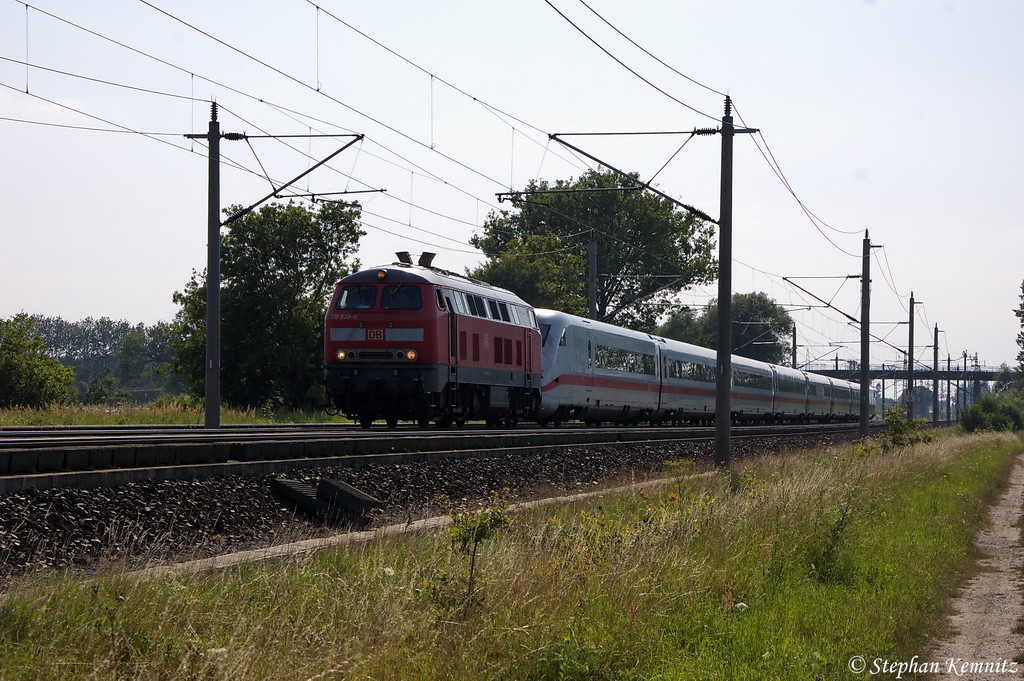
0, 432, 851, 581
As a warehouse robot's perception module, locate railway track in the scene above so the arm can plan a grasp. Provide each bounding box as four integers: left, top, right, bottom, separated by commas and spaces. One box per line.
0, 422, 877, 580
0, 422, 878, 496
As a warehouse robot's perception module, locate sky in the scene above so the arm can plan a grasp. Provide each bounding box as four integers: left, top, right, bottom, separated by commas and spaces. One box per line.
1, 0, 1022, 374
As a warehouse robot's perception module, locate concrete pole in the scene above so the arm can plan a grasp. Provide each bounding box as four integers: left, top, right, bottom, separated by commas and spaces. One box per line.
714, 97, 735, 469
204, 103, 221, 429
932, 324, 939, 426
588, 228, 598, 320
907, 292, 915, 420
860, 231, 871, 436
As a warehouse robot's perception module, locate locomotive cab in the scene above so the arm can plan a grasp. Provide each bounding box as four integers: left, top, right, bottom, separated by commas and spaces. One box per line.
323, 254, 542, 428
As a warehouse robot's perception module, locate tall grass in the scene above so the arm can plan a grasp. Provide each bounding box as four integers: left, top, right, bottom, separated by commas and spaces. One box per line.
0, 432, 1018, 679
0, 400, 348, 426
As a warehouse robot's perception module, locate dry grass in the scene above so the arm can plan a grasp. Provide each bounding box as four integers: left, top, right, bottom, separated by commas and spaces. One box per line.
0, 401, 349, 426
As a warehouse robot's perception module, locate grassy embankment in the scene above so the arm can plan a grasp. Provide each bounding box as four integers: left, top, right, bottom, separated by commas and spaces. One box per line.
0, 431, 1019, 679
0, 401, 346, 427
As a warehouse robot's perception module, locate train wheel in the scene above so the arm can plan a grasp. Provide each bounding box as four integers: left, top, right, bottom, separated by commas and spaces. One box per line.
436, 416, 453, 429
455, 417, 466, 428
386, 416, 398, 430
417, 417, 430, 430
359, 415, 373, 429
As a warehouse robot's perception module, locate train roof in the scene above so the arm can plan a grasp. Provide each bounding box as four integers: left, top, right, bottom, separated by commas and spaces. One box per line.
338, 261, 530, 305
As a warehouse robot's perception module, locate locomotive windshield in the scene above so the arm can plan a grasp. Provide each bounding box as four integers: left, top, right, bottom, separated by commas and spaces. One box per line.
381, 284, 422, 310
337, 284, 377, 310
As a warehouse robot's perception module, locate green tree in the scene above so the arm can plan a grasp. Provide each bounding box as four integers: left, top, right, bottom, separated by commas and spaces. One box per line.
993, 363, 1017, 395
960, 394, 1024, 433
0, 314, 74, 408
656, 292, 795, 365
470, 169, 717, 331
32, 316, 179, 396
170, 201, 364, 410
1016, 280, 1024, 374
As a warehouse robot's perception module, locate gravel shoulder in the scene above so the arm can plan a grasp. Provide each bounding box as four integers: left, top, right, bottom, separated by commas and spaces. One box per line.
927, 453, 1024, 678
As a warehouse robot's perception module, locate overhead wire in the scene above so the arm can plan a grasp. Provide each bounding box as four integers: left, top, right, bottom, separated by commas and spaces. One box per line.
540, 0, 719, 122
13, 1, 927, 368
9, 4, 529, 251
575, 0, 725, 98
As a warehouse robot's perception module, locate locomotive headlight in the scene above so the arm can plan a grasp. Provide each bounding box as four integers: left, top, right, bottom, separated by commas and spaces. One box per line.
336, 349, 354, 361
376, 270, 387, 280
406, 350, 417, 361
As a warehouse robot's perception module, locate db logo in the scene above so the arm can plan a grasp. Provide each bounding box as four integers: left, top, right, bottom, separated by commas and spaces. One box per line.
367, 329, 385, 341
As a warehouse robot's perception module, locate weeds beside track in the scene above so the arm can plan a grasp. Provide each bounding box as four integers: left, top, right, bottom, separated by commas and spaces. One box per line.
0, 432, 1019, 679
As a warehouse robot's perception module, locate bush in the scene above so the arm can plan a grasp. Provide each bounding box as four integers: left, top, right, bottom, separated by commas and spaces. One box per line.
0, 314, 74, 408
959, 395, 1024, 433
876, 405, 934, 452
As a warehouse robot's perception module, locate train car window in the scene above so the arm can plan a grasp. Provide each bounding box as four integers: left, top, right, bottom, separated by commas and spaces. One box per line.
487, 300, 501, 319
435, 288, 445, 310
528, 308, 538, 329
381, 285, 422, 310
508, 305, 521, 326
777, 377, 805, 394
467, 295, 484, 317
595, 345, 656, 375
559, 329, 567, 346
664, 358, 715, 383
337, 284, 377, 310
498, 302, 511, 322
735, 371, 772, 391
452, 290, 468, 315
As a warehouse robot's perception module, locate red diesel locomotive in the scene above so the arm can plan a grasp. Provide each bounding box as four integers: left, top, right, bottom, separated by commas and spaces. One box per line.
323, 252, 543, 428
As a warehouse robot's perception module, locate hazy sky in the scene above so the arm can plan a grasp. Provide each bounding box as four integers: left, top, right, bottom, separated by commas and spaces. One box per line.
2, 0, 1021, 372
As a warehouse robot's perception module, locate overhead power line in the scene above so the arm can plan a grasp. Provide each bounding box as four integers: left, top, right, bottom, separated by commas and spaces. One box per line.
541, 0, 719, 122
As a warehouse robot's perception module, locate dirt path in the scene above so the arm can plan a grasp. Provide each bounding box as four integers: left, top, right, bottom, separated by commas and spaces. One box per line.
926, 454, 1024, 678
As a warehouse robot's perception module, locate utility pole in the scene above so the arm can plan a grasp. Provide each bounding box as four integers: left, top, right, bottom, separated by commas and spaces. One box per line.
907, 292, 923, 421
932, 324, 940, 426
713, 97, 756, 468
714, 97, 735, 469
588, 229, 598, 320
185, 104, 362, 429
202, 104, 223, 429
792, 324, 797, 369
946, 354, 951, 423
859, 231, 871, 437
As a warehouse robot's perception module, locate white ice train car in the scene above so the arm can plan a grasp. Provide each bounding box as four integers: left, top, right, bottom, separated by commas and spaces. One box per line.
535, 309, 872, 425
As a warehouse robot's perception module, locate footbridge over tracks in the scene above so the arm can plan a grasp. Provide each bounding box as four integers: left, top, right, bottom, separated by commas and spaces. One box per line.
810, 368, 999, 382
809, 363, 999, 421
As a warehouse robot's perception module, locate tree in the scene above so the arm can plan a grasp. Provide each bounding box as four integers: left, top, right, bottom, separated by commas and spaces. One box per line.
0, 314, 74, 408
993, 363, 1017, 395
656, 292, 795, 365
32, 316, 179, 396
469, 169, 717, 331
170, 201, 364, 410
960, 394, 1024, 433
